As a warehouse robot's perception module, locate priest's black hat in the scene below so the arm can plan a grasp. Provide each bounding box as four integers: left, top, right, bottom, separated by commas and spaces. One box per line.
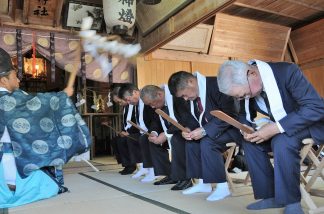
0, 48, 14, 76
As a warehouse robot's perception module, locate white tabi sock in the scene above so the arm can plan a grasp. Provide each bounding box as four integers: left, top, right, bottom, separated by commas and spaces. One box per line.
182, 179, 212, 195
132, 163, 148, 179
141, 168, 157, 183
206, 182, 231, 201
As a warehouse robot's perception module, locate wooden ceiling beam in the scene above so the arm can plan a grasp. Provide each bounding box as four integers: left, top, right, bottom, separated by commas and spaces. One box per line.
233, 2, 304, 20
284, 0, 324, 11
145, 49, 230, 64
138, 0, 235, 55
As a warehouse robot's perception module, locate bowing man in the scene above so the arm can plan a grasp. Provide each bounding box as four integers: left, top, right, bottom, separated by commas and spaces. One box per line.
110, 86, 142, 175
168, 71, 241, 201
119, 84, 172, 184
140, 85, 192, 190
217, 60, 324, 214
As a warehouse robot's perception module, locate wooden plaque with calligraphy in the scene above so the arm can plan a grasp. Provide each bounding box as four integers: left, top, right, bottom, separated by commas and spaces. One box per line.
23, 0, 63, 27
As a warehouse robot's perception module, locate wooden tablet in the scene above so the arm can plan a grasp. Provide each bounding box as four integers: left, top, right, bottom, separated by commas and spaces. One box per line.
127, 120, 150, 136
210, 110, 254, 134
101, 122, 137, 141
155, 109, 188, 132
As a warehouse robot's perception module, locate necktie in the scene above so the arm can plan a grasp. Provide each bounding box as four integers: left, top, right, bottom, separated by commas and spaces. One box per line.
260, 91, 275, 121
134, 105, 139, 124
196, 97, 208, 123
196, 97, 203, 114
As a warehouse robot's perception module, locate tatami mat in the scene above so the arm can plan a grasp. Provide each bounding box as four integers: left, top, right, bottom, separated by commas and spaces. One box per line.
3, 156, 324, 214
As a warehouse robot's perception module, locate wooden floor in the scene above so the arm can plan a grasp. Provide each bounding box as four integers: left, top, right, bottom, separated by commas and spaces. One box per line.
3, 156, 324, 214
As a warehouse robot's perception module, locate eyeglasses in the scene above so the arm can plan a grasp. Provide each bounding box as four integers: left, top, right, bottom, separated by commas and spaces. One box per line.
236, 70, 252, 100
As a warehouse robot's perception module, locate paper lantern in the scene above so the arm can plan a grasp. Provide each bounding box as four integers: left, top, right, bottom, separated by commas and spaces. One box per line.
102, 0, 136, 35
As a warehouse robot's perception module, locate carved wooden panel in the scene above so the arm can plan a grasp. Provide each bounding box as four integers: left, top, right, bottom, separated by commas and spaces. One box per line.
291, 19, 324, 65
23, 0, 63, 27
161, 24, 213, 54
209, 13, 291, 61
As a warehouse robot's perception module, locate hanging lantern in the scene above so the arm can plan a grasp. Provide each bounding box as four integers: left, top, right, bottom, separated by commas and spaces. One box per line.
102, 0, 136, 35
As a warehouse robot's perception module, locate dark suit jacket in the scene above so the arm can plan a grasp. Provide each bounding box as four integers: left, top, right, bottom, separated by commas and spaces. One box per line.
163, 97, 194, 135
140, 104, 163, 134
240, 62, 324, 144
203, 77, 238, 139
183, 77, 238, 139
122, 105, 139, 134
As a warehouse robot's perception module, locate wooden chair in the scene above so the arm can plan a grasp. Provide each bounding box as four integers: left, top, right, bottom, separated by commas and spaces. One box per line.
224, 142, 237, 192
299, 138, 324, 214
224, 142, 252, 196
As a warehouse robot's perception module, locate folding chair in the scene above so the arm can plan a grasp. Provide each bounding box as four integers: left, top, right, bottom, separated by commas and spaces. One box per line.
224, 142, 236, 192
300, 138, 324, 214
224, 142, 252, 196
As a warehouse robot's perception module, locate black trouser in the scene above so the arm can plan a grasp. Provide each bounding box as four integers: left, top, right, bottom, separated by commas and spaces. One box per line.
126, 133, 142, 164
115, 133, 142, 167
139, 135, 153, 168
139, 134, 171, 176
149, 139, 171, 176
170, 133, 187, 181
186, 127, 240, 183
243, 128, 311, 205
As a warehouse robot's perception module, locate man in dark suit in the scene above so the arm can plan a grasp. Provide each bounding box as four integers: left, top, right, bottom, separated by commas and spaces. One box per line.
111, 87, 141, 175
168, 71, 241, 201
217, 60, 324, 214
140, 84, 193, 190
119, 84, 173, 184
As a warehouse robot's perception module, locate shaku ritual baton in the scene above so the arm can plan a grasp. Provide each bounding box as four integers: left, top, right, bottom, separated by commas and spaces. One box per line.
155, 109, 188, 133
101, 122, 137, 141
210, 110, 254, 134
127, 121, 150, 136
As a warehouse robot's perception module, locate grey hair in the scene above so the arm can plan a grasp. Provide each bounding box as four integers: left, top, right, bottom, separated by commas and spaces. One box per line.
217, 60, 250, 94
140, 85, 163, 101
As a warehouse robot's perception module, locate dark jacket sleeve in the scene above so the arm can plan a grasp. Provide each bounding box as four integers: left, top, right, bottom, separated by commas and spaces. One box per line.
203, 77, 239, 139
165, 97, 192, 134
175, 98, 200, 131
272, 63, 324, 136
143, 104, 163, 134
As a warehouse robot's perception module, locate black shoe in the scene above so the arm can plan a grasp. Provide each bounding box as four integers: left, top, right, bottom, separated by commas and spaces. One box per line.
171, 179, 192, 191
120, 166, 136, 175
153, 176, 177, 185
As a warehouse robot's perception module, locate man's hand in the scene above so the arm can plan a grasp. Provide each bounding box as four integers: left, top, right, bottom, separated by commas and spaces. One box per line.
244, 123, 280, 143
240, 124, 255, 139
63, 87, 74, 97
155, 133, 167, 145
188, 127, 205, 140
148, 132, 166, 145
119, 131, 129, 137
182, 127, 192, 140
148, 132, 158, 143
